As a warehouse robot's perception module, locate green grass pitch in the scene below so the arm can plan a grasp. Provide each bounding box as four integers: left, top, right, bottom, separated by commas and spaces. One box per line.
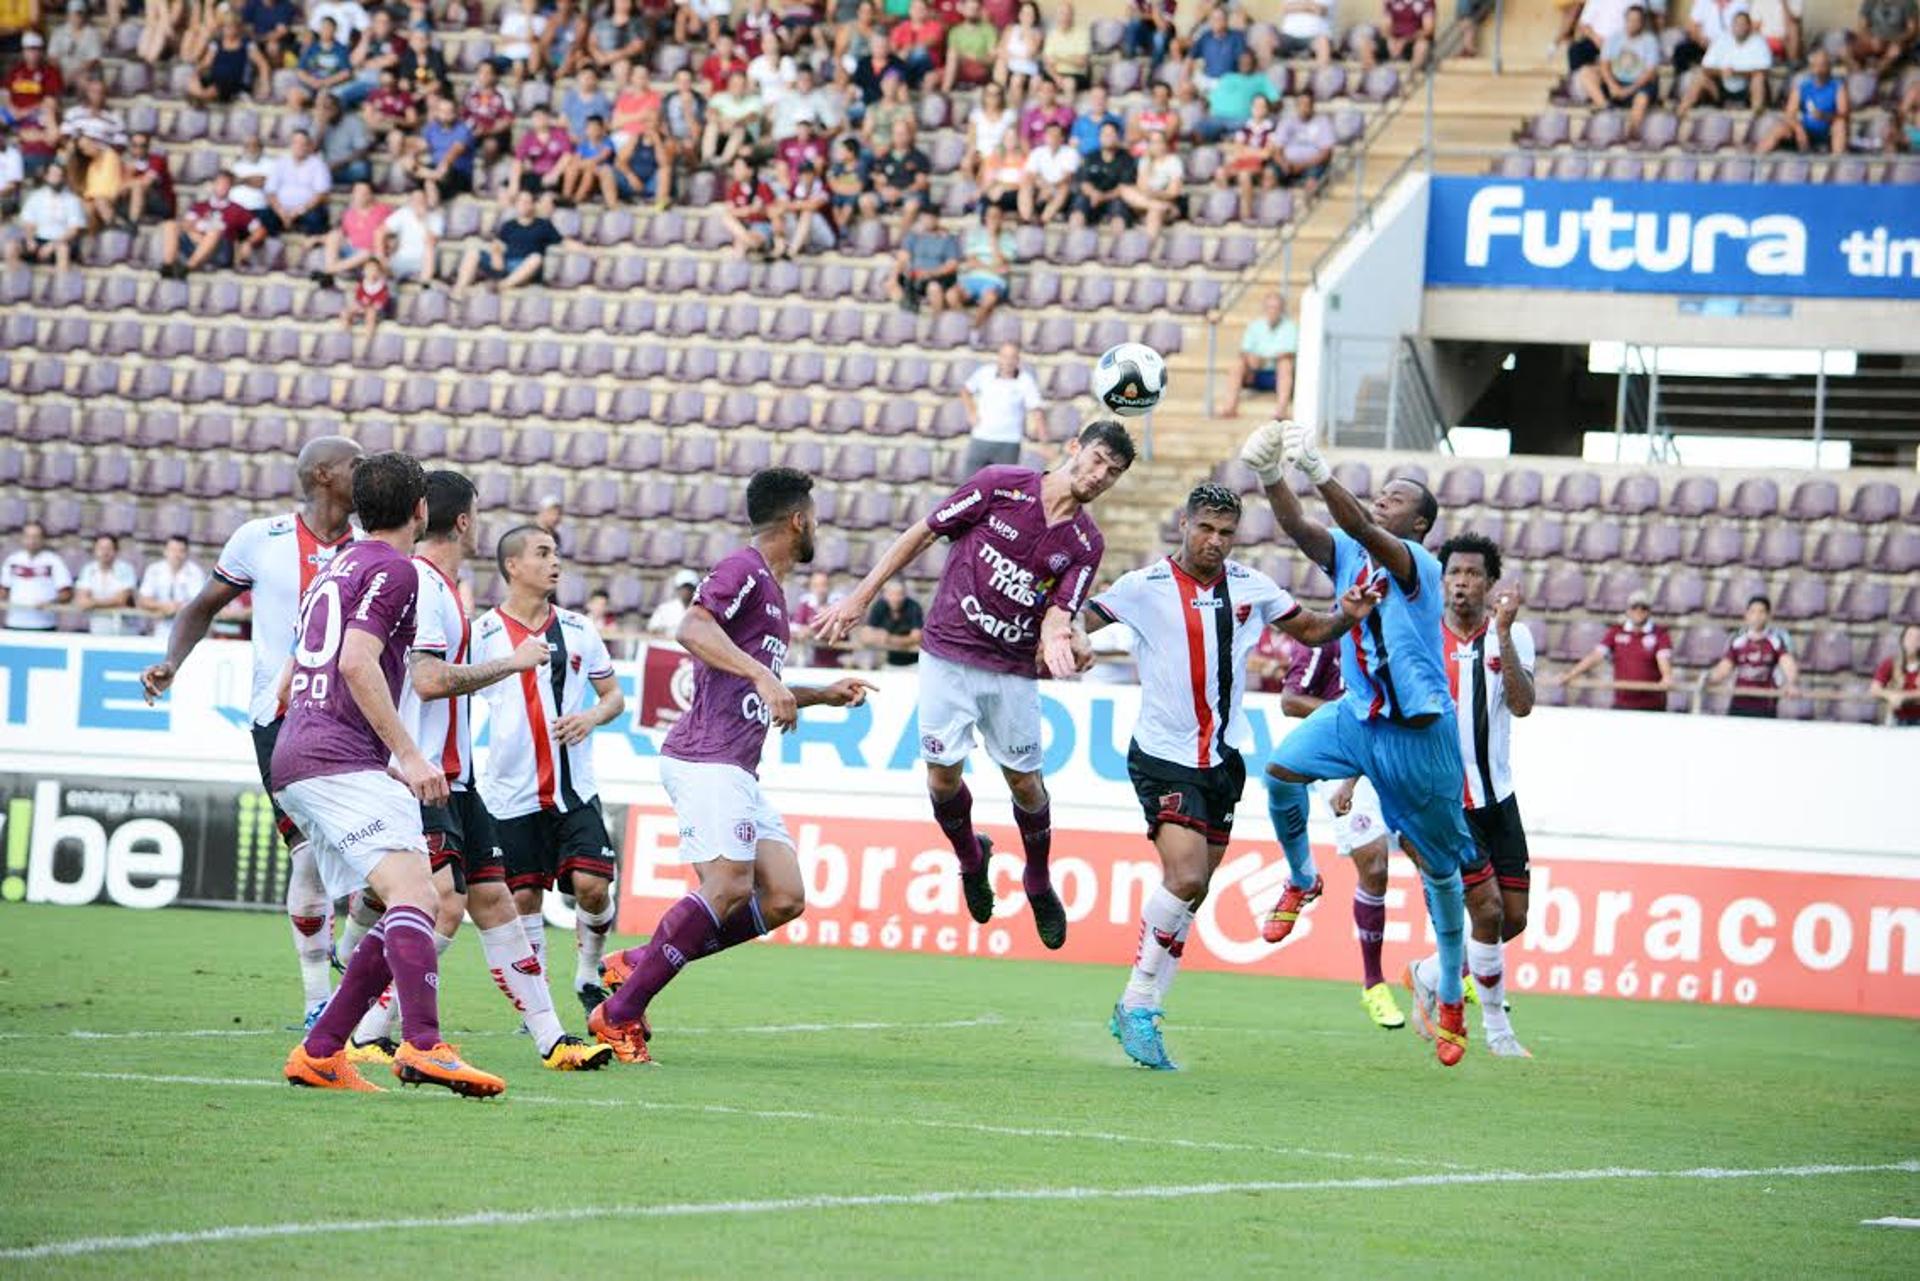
0, 904, 1915, 1278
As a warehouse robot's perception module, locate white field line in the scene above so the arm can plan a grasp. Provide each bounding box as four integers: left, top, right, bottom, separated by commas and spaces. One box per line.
1861, 1216, 1920, 1228
0, 1016, 1007, 1042
3, 1161, 1915, 1261
0, 1067, 1467, 1171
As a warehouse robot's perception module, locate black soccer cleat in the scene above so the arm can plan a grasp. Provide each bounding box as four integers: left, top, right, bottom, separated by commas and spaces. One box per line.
576, 983, 610, 1018
960, 834, 996, 924
1028, 886, 1068, 951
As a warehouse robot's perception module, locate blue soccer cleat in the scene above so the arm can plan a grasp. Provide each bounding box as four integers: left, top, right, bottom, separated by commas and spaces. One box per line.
1111, 1002, 1178, 1071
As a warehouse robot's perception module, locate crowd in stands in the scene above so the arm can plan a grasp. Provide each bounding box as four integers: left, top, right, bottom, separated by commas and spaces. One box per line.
0, 518, 246, 639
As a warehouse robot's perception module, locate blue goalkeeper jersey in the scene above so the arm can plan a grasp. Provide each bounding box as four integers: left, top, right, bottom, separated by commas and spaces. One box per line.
1325, 529, 1450, 723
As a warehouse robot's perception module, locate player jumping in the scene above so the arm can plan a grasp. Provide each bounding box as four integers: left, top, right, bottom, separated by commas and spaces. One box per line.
1081, 483, 1379, 1070
590, 468, 875, 1063
811, 421, 1135, 948
471, 525, 628, 1021
1240, 420, 1485, 1066
1404, 532, 1537, 1059
141, 435, 362, 1027
276, 451, 504, 1096
338, 472, 613, 1072
1263, 635, 1405, 1031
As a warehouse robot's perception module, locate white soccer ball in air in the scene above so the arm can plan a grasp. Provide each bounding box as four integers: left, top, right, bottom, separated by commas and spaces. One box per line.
1092, 342, 1167, 418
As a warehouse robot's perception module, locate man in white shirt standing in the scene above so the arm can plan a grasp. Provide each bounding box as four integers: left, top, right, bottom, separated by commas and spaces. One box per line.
648, 568, 700, 636
74, 533, 139, 636
958, 340, 1046, 475
1678, 8, 1772, 114
1, 521, 74, 632
138, 535, 210, 645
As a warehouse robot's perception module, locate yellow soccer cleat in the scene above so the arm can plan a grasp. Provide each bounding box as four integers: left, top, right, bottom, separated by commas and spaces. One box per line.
345, 1035, 398, 1065
542, 1034, 615, 1072
1360, 982, 1406, 1030
392, 1041, 507, 1098
285, 1044, 385, 1092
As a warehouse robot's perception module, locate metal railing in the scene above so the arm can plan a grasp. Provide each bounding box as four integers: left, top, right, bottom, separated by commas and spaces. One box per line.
1557, 676, 1904, 724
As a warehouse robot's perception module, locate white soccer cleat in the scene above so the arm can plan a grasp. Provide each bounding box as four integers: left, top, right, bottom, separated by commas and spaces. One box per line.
1486, 1031, 1533, 1059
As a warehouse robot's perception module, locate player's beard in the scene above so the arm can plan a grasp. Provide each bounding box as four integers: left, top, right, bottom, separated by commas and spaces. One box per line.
796, 529, 816, 565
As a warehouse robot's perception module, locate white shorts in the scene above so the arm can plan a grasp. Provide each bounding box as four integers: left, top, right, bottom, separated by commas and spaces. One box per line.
659, 756, 793, 863
1312, 776, 1390, 856
276, 770, 428, 901
916, 650, 1045, 774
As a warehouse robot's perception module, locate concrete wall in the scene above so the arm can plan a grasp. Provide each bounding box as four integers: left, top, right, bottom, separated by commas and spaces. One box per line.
1421, 289, 1920, 354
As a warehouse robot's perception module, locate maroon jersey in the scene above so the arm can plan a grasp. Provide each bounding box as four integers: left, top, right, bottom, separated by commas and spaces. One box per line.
661, 546, 790, 776
1280, 635, 1344, 703
272, 539, 419, 787
921, 465, 1104, 678
1875, 656, 1920, 726
1725, 626, 1791, 715
1600, 620, 1671, 711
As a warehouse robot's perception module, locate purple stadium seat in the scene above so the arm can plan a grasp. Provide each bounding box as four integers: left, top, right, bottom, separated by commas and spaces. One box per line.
1583, 110, 1627, 150
1591, 569, 1640, 613
1895, 586, 1920, 626
1845, 481, 1901, 523
871, 399, 920, 437
711, 391, 759, 430
674, 346, 719, 383
1727, 477, 1779, 518
461, 336, 510, 375
886, 445, 935, 485
1512, 515, 1565, 559
1489, 468, 1543, 510
610, 428, 663, 472
1773, 577, 1828, 622
724, 348, 773, 387
829, 353, 878, 391
1566, 519, 1623, 563
571, 342, 618, 378
1626, 520, 1684, 566
1807, 528, 1866, 572
1872, 528, 1920, 575
1684, 524, 1746, 567
830, 443, 878, 483
552, 385, 599, 422
1834, 577, 1891, 624
661, 389, 709, 429
604, 385, 651, 426
1437, 465, 1485, 507
1786, 479, 1839, 520
666, 299, 708, 336
1537, 566, 1588, 611
1752, 524, 1804, 569
819, 398, 866, 436
1708, 572, 1769, 619
1665, 475, 1720, 516
1673, 626, 1725, 669
1548, 471, 1603, 512
1802, 630, 1856, 675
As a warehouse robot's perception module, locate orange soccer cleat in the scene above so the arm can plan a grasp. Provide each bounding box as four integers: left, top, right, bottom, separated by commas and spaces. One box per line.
599, 949, 635, 993
392, 1041, 507, 1098
285, 1044, 385, 1092
1434, 1000, 1468, 1068
588, 1003, 655, 1065
1261, 875, 1324, 944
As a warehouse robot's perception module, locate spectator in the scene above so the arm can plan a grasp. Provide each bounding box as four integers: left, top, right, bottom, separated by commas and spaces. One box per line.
775, 112, 828, 185
1274, 90, 1336, 190
395, 26, 452, 100
702, 70, 762, 167
1018, 76, 1074, 147
241, 0, 303, 68
49, 2, 104, 73
313, 179, 391, 286
1125, 0, 1179, 66
292, 16, 354, 109
890, 206, 961, 310
1187, 6, 1248, 90
114, 130, 173, 226
774, 156, 833, 255
824, 136, 869, 231
0, 522, 73, 632
74, 533, 138, 637
541, 0, 596, 83
0, 127, 21, 215
1221, 290, 1298, 417
1747, 0, 1804, 61
5, 37, 64, 167
137, 535, 208, 645
1566, 0, 1634, 80
853, 44, 906, 105
1277, 0, 1338, 67
1870, 624, 1920, 726
1020, 119, 1077, 221
535, 494, 565, 546
584, 587, 621, 636
744, 39, 798, 103
337, 9, 405, 111
157, 170, 264, 278
719, 154, 779, 254
769, 64, 831, 141
792, 570, 847, 668
963, 79, 1015, 179
1850, 0, 1917, 73
59, 79, 127, 229
362, 70, 422, 150
1575, 4, 1661, 136
4, 164, 87, 271
1069, 83, 1123, 156
1677, 10, 1772, 117
1671, 0, 1749, 79
864, 70, 916, 146
661, 67, 708, 170
679, 0, 734, 42
453, 188, 575, 292
736, 0, 779, 60
953, 201, 1017, 327
257, 130, 332, 236
1117, 128, 1184, 240
863, 117, 930, 231
406, 95, 475, 203
509, 104, 573, 205
461, 60, 517, 165
649, 569, 701, 635
1362, 0, 1436, 70
496, 0, 549, 86
593, 0, 653, 67
1554, 589, 1672, 711
379, 186, 443, 286
565, 113, 623, 209
227, 134, 272, 217
607, 103, 673, 209
862, 580, 925, 666
959, 339, 1045, 472
1127, 80, 1181, 154
1894, 90, 1920, 153
995, 0, 1046, 96
340, 257, 392, 337
700, 31, 750, 96
892, 0, 948, 86
1043, 1, 1092, 91
1757, 45, 1850, 153
312, 93, 374, 187
1070, 119, 1134, 227
1223, 93, 1278, 221
1203, 49, 1280, 141
1705, 594, 1798, 718
309, 0, 371, 41
944, 0, 1000, 90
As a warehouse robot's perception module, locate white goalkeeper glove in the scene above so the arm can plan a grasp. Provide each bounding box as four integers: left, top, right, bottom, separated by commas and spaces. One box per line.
1281, 420, 1331, 485
1237, 420, 1288, 487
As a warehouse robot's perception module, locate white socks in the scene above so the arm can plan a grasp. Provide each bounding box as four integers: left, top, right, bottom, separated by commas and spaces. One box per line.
1467, 938, 1512, 1035
480, 920, 566, 1055
520, 911, 546, 969
574, 899, 617, 991
335, 891, 382, 961
285, 840, 333, 1008
1122, 886, 1195, 1012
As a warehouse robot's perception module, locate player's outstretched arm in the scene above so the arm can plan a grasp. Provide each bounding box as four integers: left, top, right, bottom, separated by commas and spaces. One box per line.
1278, 582, 1381, 648
1282, 422, 1416, 587
410, 637, 549, 701
339, 629, 448, 806
677, 604, 798, 731
139, 576, 245, 703
1239, 421, 1334, 570
794, 677, 878, 709
1038, 605, 1086, 679
814, 521, 938, 644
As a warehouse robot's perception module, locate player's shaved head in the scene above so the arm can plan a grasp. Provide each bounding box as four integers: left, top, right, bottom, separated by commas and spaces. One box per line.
295, 435, 363, 500
496, 523, 555, 581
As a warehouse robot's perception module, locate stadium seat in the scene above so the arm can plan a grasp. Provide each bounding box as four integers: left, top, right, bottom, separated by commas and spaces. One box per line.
1787, 480, 1840, 521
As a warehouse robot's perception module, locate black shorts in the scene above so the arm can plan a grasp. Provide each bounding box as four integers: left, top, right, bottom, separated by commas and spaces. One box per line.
496, 799, 616, 895
1127, 743, 1245, 845
421, 788, 505, 894
250, 718, 295, 842
1465, 794, 1531, 892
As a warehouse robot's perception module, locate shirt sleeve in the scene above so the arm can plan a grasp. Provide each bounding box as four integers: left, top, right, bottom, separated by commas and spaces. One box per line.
578, 618, 614, 679
213, 520, 260, 589
137, 564, 164, 597
411, 571, 450, 654
48, 557, 72, 592
1087, 568, 1147, 629
1257, 572, 1301, 624
1281, 638, 1320, 696
694, 555, 757, 622
1509, 621, 1537, 672
925, 471, 997, 537
1654, 627, 1673, 657
344, 557, 418, 642
1019, 372, 1046, 410
1876, 658, 1894, 684
1054, 536, 1103, 615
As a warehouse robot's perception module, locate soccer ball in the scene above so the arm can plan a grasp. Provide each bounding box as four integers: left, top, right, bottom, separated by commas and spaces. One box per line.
1093, 342, 1167, 418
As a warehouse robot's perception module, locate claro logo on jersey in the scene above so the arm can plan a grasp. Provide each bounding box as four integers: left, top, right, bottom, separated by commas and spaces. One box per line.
1, 780, 182, 908
1464, 185, 1806, 277
935, 490, 984, 523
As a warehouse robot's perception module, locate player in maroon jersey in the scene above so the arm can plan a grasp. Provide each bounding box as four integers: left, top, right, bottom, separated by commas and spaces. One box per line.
1705, 594, 1799, 718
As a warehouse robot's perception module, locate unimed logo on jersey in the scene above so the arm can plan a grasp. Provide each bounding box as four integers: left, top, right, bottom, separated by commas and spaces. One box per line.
936, 490, 984, 523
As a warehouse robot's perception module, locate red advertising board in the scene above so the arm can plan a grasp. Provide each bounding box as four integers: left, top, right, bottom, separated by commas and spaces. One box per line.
615, 806, 1920, 1018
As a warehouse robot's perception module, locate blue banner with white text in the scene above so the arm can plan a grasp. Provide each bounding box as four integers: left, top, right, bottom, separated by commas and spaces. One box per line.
1425, 176, 1920, 299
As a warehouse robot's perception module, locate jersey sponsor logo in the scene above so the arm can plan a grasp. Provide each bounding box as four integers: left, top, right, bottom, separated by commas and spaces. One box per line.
987, 515, 1020, 541
722, 574, 758, 621
1073, 527, 1092, 552
760, 635, 790, 670
764, 602, 783, 619
339, 817, 388, 848
991, 487, 1031, 503
976, 542, 1040, 607
352, 569, 388, 621
1189, 593, 1224, 610
960, 593, 1036, 644
936, 489, 985, 522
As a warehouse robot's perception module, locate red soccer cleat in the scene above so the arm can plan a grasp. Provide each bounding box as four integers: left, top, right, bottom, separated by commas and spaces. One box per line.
1261, 875, 1323, 944
1434, 1000, 1468, 1068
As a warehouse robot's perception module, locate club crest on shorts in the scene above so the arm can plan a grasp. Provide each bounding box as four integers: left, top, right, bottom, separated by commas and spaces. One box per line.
921, 734, 945, 755
1158, 791, 1185, 815
733, 820, 757, 845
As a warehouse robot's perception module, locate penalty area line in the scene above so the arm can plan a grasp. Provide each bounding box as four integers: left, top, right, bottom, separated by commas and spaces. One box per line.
3, 1161, 1916, 1260
1861, 1217, 1920, 1228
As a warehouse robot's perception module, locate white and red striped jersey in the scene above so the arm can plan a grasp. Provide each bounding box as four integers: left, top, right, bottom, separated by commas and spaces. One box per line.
472, 604, 614, 820
1089, 557, 1299, 770
212, 512, 353, 726
398, 556, 473, 790
1442, 619, 1535, 810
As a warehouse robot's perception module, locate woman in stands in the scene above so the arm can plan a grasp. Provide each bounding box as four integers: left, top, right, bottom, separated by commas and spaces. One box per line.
995, 1, 1046, 102
963, 80, 1016, 182
1118, 129, 1185, 242
1871, 626, 1920, 727
834, 1, 885, 68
